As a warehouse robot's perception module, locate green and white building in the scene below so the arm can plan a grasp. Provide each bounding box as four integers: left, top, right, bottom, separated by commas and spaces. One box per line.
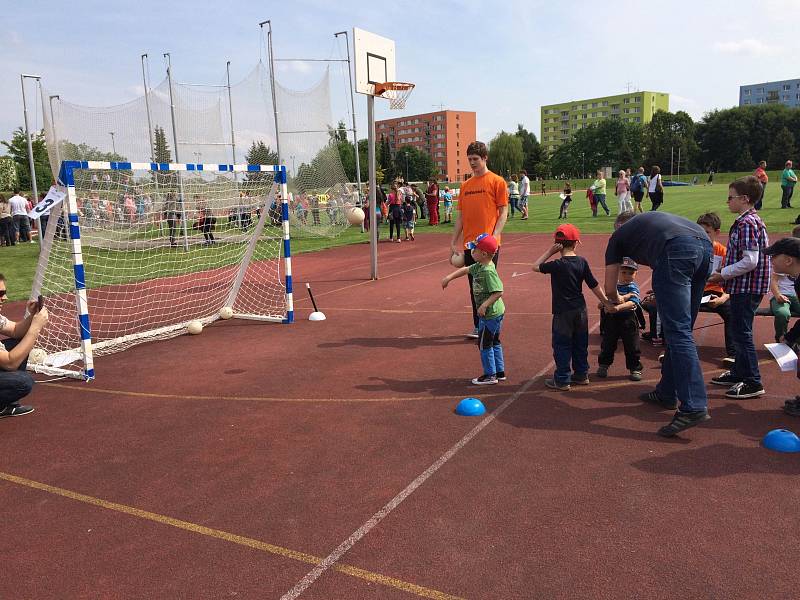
540, 91, 669, 153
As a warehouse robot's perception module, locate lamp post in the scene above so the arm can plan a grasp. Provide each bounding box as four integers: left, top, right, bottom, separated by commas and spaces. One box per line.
289, 154, 296, 177
404, 151, 409, 182
109, 131, 116, 155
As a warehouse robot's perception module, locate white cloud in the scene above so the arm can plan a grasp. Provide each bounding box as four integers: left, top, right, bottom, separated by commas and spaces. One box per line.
713, 39, 779, 56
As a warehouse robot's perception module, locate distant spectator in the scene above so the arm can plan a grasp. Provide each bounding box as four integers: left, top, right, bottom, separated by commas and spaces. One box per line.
590, 169, 610, 216
647, 165, 664, 211
8, 190, 30, 243
630, 166, 647, 213
0, 195, 13, 247
518, 170, 530, 219
781, 160, 797, 209
425, 178, 440, 225
442, 187, 454, 223
706, 167, 715, 186
615, 170, 632, 214
754, 160, 768, 210
507, 174, 520, 218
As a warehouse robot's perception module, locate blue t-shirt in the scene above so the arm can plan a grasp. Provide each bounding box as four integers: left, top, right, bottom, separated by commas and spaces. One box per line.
616, 281, 640, 306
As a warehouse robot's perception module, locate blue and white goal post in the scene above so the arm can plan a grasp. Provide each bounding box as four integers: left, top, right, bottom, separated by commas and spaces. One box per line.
27, 160, 292, 381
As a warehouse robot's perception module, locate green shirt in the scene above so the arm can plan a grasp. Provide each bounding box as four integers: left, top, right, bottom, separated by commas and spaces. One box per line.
468, 262, 505, 319
592, 178, 607, 195
781, 168, 797, 187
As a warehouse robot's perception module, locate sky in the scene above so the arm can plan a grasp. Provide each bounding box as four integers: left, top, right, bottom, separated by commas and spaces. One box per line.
2, 0, 800, 154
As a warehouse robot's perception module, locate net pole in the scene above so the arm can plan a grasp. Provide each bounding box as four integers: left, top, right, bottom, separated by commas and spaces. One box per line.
368, 93, 378, 279
279, 166, 293, 322
164, 53, 191, 251
20, 74, 41, 218
141, 54, 156, 161
263, 20, 282, 164
49, 95, 61, 168
335, 32, 364, 201
226, 61, 237, 164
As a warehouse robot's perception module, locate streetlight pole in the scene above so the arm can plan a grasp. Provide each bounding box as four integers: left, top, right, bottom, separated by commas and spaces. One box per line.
289, 154, 295, 177
20, 73, 41, 204
109, 131, 116, 155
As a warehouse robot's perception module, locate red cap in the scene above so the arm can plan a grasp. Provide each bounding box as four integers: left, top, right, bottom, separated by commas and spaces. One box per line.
467, 233, 498, 254
555, 223, 581, 242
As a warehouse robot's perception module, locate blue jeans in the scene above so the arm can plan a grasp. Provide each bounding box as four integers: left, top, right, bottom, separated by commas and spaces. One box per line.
594, 194, 610, 215
729, 293, 763, 385
552, 308, 589, 384
478, 314, 505, 376
653, 236, 712, 412
0, 339, 34, 408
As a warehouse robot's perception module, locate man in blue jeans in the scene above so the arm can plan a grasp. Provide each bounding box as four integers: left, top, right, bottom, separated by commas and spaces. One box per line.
605, 211, 713, 437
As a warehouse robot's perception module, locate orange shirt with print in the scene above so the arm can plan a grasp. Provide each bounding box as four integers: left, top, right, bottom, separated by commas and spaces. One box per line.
754, 166, 768, 184
457, 171, 508, 246
706, 241, 727, 294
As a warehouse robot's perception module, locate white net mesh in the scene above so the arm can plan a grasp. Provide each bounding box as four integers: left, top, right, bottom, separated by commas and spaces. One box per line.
41, 61, 357, 241
31, 164, 286, 378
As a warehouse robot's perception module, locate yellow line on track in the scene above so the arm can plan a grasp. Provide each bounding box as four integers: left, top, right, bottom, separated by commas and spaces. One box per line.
0, 471, 464, 600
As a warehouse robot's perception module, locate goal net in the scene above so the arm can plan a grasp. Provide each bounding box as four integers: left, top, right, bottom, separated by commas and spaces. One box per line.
29, 160, 292, 380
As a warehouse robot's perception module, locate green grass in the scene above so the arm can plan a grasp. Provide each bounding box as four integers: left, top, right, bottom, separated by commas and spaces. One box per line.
4, 183, 796, 302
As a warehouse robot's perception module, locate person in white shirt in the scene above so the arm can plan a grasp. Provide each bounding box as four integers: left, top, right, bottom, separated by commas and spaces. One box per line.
8, 190, 31, 243
518, 170, 530, 220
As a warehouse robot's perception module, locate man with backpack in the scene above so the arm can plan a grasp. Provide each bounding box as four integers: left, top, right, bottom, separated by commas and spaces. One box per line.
630, 167, 647, 214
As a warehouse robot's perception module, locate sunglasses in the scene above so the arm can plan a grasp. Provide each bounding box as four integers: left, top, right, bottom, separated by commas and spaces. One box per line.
727, 195, 747, 201
0, 290, 6, 298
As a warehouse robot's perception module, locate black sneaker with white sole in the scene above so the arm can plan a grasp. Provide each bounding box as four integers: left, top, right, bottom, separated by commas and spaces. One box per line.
657, 410, 711, 437
640, 390, 678, 410
710, 371, 743, 386
0, 404, 35, 418
495, 371, 507, 381
725, 381, 765, 399
471, 374, 498, 385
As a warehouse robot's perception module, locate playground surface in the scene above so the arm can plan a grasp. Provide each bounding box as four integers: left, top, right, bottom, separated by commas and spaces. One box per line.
1, 233, 799, 599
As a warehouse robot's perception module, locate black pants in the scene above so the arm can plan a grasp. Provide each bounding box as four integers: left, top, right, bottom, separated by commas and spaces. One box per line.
0, 339, 34, 409
649, 191, 663, 211
755, 182, 766, 211
464, 247, 500, 328
0, 216, 14, 246
781, 185, 794, 208
698, 294, 735, 357
599, 310, 643, 371
389, 206, 403, 239
558, 198, 571, 218
165, 215, 178, 244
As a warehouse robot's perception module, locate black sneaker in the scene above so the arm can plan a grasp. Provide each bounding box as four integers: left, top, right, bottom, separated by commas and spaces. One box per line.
710, 371, 742, 386
657, 410, 711, 437
571, 375, 590, 386
722, 356, 736, 367
596, 365, 609, 378
471, 374, 497, 386
725, 381, 765, 399
784, 398, 800, 417
496, 371, 507, 381
544, 378, 571, 391
0, 404, 35, 418
629, 370, 643, 382
640, 390, 678, 410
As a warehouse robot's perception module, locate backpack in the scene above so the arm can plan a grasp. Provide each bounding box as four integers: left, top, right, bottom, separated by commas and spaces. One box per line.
630, 174, 643, 192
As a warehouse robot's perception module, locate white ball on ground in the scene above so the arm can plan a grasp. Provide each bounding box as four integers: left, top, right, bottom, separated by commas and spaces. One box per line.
450, 252, 465, 267
219, 306, 234, 320
187, 320, 203, 335
346, 207, 365, 225
29, 348, 47, 365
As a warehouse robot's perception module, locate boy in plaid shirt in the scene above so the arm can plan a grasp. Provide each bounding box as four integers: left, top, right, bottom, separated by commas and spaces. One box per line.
708, 176, 772, 398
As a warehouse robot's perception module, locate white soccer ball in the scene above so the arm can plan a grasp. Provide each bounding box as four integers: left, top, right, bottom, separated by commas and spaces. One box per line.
219, 306, 234, 320
187, 320, 203, 335
28, 348, 47, 365
346, 207, 365, 225
450, 252, 465, 267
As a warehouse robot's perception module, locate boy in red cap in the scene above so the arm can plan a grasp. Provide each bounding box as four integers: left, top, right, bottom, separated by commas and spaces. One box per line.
533, 224, 609, 390
442, 233, 506, 385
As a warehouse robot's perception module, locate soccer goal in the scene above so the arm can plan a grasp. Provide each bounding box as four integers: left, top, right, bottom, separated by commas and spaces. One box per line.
29, 160, 293, 380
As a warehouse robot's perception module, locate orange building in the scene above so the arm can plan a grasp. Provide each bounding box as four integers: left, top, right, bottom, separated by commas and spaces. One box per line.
376, 110, 477, 182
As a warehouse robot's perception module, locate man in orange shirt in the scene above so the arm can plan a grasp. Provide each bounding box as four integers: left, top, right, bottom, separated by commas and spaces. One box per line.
696, 212, 735, 364
450, 141, 509, 337
754, 160, 768, 211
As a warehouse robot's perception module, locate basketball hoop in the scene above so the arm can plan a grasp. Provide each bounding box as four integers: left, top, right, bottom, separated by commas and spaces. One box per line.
372, 82, 415, 110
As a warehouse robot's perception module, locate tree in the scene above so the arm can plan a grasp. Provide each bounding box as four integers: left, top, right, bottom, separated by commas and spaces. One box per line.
515, 125, 544, 176
1, 127, 53, 192
488, 131, 524, 178
0, 157, 18, 191
768, 127, 797, 168
153, 126, 172, 163
328, 119, 348, 143
245, 140, 279, 183
393, 145, 433, 182
379, 135, 394, 181
60, 141, 127, 163
642, 110, 700, 175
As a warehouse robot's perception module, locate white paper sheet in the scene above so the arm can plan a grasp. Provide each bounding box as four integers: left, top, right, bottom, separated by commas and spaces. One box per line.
701, 295, 712, 304
764, 343, 799, 373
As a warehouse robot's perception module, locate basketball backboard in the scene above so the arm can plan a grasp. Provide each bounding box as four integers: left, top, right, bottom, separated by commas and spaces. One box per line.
353, 27, 396, 95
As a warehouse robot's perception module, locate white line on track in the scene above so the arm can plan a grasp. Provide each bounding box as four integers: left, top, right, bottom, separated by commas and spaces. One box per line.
277, 272, 648, 599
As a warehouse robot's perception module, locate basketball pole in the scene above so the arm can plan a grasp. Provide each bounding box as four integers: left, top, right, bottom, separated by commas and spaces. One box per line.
368, 93, 378, 279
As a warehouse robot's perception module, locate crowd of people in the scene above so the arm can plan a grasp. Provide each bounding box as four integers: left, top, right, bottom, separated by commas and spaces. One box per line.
442, 141, 800, 439
0, 190, 37, 246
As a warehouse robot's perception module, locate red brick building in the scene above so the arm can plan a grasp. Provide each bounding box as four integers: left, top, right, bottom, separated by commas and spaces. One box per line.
376, 110, 477, 182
